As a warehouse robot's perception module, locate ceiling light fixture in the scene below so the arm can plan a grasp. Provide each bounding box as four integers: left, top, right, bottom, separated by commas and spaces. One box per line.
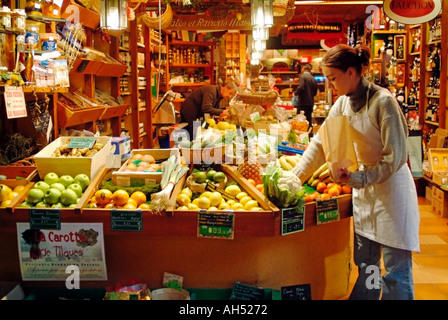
100, 0, 128, 30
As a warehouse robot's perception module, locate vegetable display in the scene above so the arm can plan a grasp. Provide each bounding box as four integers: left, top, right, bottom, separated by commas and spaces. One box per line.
263, 165, 306, 210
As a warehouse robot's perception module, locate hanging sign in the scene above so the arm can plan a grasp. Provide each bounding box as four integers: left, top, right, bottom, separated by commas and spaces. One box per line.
3, 85, 27, 119
383, 0, 442, 24
17, 222, 107, 281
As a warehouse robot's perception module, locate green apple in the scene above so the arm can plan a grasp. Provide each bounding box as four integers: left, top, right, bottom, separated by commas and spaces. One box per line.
73, 174, 90, 191
35, 201, 50, 208
51, 202, 64, 208
43, 172, 59, 186
34, 181, 50, 193
60, 189, 78, 206
18, 201, 33, 208
26, 188, 45, 204
44, 188, 62, 205
58, 175, 74, 188
67, 183, 83, 198
68, 203, 77, 208
50, 183, 65, 192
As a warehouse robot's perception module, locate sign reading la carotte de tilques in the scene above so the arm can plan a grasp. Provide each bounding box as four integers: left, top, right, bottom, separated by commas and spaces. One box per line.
383, 0, 442, 24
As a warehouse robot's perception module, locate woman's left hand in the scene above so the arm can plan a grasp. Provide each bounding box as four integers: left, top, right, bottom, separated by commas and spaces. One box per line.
337, 167, 350, 184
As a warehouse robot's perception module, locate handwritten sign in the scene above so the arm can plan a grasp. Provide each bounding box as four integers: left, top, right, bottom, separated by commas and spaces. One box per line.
316, 198, 340, 225
281, 284, 312, 300
197, 211, 234, 239
230, 282, 265, 300
30, 208, 61, 230
111, 210, 142, 231
281, 206, 305, 235
3, 85, 27, 119
67, 137, 96, 149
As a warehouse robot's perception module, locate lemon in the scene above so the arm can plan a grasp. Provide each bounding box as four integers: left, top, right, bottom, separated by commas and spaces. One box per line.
187, 203, 199, 210
181, 187, 193, 199
217, 121, 230, 131
192, 198, 199, 205
206, 118, 216, 127
231, 202, 244, 210
200, 191, 213, 199
239, 196, 253, 207
8, 191, 19, 201
176, 194, 191, 206
13, 185, 25, 193
236, 192, 248, 200
244, 200, 259, 210
218, 202, 230, 210
208, 206, 218, 211
177, 205, 189, 210
226, 199, 237, 207
209, 191, 222, 207
225, 185, 241, 196
250, 207, 263, 212
197, 197, 211, 209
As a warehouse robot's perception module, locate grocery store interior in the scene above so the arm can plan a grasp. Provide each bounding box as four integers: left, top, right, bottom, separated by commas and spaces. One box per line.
0, 0, 448, 301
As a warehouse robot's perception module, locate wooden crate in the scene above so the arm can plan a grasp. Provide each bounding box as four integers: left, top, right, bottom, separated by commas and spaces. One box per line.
33, 136, 112, 181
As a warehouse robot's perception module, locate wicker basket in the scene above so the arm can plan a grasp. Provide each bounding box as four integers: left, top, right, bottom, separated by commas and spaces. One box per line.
185, 174, 227, 194
238, 89, 279, 106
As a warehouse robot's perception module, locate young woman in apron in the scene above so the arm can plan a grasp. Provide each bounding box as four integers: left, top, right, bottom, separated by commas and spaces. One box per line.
293, 44, 420, 300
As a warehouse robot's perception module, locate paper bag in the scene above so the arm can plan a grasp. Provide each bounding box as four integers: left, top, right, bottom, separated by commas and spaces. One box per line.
319, 115, 358, 181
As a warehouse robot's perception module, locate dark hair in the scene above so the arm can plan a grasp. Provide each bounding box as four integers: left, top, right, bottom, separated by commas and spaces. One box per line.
302, 63, 312, 71
321, 44, 371, 74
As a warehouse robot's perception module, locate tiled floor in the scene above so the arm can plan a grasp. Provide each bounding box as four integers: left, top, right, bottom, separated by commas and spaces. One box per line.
347, 196, 448, 300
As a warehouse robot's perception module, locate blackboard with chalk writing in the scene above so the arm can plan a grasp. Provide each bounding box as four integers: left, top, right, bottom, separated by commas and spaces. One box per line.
281, 284, 311, 300
229, 282, 265, 300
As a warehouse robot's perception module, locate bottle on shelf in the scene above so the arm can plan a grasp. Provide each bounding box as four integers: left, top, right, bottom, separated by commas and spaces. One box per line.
397, 38, 404, 60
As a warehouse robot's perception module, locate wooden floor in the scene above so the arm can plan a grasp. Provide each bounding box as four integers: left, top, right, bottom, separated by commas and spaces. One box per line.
346, 196, 448, 300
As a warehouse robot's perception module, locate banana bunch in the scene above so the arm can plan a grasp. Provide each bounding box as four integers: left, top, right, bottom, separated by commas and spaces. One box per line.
307, 162, 333, 187
276, 154, 302, 171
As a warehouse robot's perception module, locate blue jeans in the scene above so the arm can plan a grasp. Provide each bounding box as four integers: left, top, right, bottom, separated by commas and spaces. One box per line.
349, 233, 415, 300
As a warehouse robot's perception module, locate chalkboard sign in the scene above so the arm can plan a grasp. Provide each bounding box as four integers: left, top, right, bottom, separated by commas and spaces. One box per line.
316, 197, 340, 225
111, 210, 142, 231
29, 208, 61, 230
281, 205, 305, 235
197, 211, 234, 239
67, 137, 96, 149
230, 282, 265, 300
281, 284, 312, 300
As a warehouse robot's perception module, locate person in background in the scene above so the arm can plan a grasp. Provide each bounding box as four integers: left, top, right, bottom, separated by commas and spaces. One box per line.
180, 81, 236, 139
293, 63, 318, 130
292, 44, 420, 300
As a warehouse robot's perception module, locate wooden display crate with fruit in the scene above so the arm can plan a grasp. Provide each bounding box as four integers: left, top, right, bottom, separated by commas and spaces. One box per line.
0, 180, 35, 214
111, 148, 180, 187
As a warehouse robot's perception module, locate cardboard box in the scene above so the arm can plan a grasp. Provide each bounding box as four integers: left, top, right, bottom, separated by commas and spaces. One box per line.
427, 128, 448, 149
111, 136, 131, 156
431, 186, 448, 218
112, 148, 180, 187
33, 136, 112, 181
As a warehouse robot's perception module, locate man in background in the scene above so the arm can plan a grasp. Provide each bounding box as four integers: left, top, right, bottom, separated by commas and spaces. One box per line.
293, 63, 318, 131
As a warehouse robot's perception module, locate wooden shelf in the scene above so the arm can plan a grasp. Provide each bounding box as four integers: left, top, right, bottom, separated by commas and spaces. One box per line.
170, 63, 211, 68
171, 40, 214, 47
170, 82, 209, 87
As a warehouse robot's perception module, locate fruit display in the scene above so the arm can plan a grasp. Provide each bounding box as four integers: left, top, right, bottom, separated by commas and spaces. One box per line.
0, 183, 23, 208
17, 172, 91, 208
120, 153, 162, 172
86, 188, 150, 210
51, 140, 105, 157
276, 154, 302, 171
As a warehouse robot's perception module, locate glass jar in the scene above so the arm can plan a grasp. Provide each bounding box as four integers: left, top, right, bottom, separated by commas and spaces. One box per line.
0, 6, 12, 29
43, 0, 61, 18
11, 9, 26, 32
25, 0, 44, 16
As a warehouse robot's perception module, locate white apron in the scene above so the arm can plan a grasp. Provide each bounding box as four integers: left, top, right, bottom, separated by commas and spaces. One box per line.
342, 88, 420, 252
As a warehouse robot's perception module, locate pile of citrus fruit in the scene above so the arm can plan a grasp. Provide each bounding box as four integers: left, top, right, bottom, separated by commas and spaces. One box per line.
0, 184, 22, 207
304, 182, 352, 203
87, 189, 150, 209
176, 183, 262, 212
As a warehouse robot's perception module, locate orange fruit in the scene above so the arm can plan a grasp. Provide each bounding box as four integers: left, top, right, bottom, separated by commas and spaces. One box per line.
320, 193, 331, 200
127, 198, 138, 207
255, 184, 264, 193
130, 191, 147, 206
328, 186, 341, 197
104, 203, 116, 209
112, 189, 130, 207
309, 192, 320, 201
316, 182, 327, 193
95, 189, 113, 205
332, 183, 342, 193
341, 185, 352, 194
138, 203, 151, 210
122, 201, 137, 209
304, 195, 313, 203
247, 178, 256, 186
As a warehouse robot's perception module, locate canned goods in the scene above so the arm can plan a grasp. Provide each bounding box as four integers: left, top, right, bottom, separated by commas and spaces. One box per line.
0, 6, 12, 29
12, 9, 26, 32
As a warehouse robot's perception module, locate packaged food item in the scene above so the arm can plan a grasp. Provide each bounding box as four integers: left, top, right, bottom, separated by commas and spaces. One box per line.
0, 6, 12, 29
40, 33, 58, 51
11, 9, 26, 32
25, 0, 44, 16
43, 0, 61, 18
25, 27, 40, 50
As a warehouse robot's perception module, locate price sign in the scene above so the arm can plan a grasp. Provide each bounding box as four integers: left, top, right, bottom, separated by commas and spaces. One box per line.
316, 197, 340, 225
4, 85, 27, 119
197, 211, 234, 239
281, 205, 305, 235
111, 210, 143, 231
67, 137, 96, 149
29, 209, 61, 230
281, 284, 312, 300
230, 282, 265, 300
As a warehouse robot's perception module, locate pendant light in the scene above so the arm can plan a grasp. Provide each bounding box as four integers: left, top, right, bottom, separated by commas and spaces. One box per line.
100, 0, 128, 30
